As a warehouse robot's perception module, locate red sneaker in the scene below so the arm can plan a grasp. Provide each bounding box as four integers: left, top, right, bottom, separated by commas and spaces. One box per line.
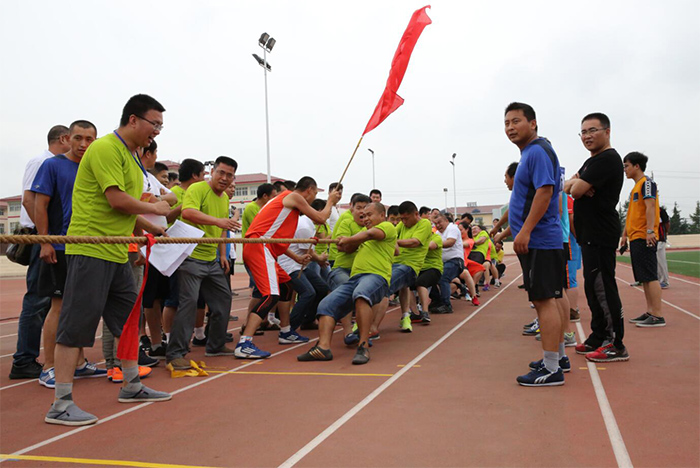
585, 344, 630, 362
575, 343, 596, 355
471, 297, 480, 306
109, 366, 151, 384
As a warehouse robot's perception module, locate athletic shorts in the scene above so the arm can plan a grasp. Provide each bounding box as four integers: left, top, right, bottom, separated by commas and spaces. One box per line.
143, 263, 170, 308
563, 243, 571, 289
56, 255, 137, 348
517, 249, 564, 302
317, 273, 388, 322
414, 268, 441, 289
37, 249, 68, 298
468, 251, 485, 265
242, 242, 291, 297
164, 272, 180, 308
465, 259, 485, 277
630, 239, 658, 283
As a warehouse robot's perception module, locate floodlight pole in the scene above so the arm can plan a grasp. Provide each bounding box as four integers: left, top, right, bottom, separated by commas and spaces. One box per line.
450, 153, 457, 218
368, 148, 375, 189
262, 45, 271, 183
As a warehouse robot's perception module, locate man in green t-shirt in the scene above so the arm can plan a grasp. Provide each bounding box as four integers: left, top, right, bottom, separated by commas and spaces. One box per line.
327, 194, 371, 291
46, 94, 172, 427
412, 232, 443, 324
297, 202, 396, 365
165, 156, 241, 370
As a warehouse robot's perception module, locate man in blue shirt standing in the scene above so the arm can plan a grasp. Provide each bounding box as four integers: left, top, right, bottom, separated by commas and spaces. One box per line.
504, 102, 566, 387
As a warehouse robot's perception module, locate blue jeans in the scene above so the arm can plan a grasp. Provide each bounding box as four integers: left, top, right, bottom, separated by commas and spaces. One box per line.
437, 258, 464, 307
13, 244, 51, 365
307, 261, 331, 284
388, 263, 417, 296
289, 266, 330, 330
317, 274, 388, 322
328, 267, 351, 291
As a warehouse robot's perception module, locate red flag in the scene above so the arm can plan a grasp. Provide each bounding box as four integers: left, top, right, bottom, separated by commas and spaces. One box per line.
363, 5, 432, 136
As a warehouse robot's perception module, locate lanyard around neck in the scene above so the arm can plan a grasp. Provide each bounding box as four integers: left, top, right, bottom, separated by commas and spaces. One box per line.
113, 130, 151, 192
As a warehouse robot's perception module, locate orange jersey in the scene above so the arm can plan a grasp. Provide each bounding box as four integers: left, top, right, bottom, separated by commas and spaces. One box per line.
244, 190, 300, 258
626, 176, 659, 241
462, 237, 474, 260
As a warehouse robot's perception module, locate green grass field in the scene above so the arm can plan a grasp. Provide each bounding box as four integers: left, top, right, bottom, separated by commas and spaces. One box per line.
617, 249, 700, 278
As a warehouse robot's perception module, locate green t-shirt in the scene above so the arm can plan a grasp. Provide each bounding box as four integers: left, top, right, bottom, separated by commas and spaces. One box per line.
393, 218, 432, 275
332, 217, 366, 270
422, 232, 444, 273
182, 181, 229, 261
66, 133, 143, 264
241, 202, 260, 238
351, 221, 397, 286
168, 185, 186, 227
328, 210, 354, 261
315, 223, 330, 255
473, 230, 491, 256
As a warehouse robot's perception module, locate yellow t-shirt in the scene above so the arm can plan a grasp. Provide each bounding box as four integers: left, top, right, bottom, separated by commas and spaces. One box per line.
182, 181, 229, 261
241, 202, 261, 238
350, 221, 397, 286
315, 223, 330, 255
328, 210, 353, 262
333, 218, 366, 270
422, 232, 443, 273
626, 176, 659, 241
393, 218, 433, 275
67, 133, 143, 264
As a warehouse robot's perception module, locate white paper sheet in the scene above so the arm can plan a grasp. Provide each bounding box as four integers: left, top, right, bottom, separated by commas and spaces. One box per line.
141, 220, 204, 277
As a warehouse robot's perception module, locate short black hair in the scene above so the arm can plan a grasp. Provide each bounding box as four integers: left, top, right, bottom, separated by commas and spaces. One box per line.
506, 162, 519, 178
582, 112, 611, 129
69, 120, 97, 134
214, 156, 238, 171
438, 210, 454, 223
387, 205, 400, 217
47, 125, 69, 144
329, 182, 343, 192
151, 162, 168, 174
168, 172, 179, 183
311, 199, 326, 211
284, 180, 297, 191
352, 194, 372, 206
273, 181, 286, 192
178, 159, 205, 182
350, 193, 366, 204
295, 176, 317, 192
505, 102, 536, 121
120, 94, 165, 127
143, 139, 157, 155
419, 206, 431, 216
623, 151, 648, 172
257, 183, 276, 199
398, 201, 418, 215
369, 189, 382, 197
461, 212, 474, 222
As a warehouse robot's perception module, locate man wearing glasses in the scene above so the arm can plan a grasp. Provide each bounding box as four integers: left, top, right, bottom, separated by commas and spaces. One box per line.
166, 156, 241, 370
46, 94, 172, 426
564, 113, 628, 363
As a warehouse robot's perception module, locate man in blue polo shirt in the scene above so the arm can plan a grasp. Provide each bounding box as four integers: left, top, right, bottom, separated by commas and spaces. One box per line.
504, 102, 566, 387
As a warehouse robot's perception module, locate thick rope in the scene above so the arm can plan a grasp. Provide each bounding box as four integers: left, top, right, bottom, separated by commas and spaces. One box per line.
0, 235, 338, 246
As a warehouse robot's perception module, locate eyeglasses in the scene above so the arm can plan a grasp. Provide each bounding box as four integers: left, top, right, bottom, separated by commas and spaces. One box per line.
579, 127, 607, 137
136, 115, 163, 132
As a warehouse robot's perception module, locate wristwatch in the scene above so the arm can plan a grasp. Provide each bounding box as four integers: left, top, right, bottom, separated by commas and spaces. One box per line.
646, 229, 654, 234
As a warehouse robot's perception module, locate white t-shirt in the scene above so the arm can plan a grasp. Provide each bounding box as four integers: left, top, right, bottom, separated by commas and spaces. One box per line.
142, 172, 171, 227
278, 216, 315, 274
20, 149, 54, 228
440, 224, 464, 262
328, 206, 340, 231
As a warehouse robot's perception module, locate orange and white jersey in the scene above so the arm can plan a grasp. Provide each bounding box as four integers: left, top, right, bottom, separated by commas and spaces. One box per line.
244, 190, 300, 258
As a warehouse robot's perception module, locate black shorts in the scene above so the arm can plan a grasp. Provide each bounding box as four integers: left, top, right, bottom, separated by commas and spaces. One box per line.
56, 255, 137, 348
143, 263, 170, 308
630, 239, 658, 283
37, 249, 68, 298
563, 242, 571, 289
517, 249, 564, 302
414, 268, 442, 289
468, 251, 485, 265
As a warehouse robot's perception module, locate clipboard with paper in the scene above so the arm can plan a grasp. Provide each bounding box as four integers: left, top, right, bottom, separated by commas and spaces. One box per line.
141, 220, 204, 276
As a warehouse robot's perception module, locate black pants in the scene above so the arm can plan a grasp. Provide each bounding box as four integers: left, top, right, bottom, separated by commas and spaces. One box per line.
581, 244, 624, 348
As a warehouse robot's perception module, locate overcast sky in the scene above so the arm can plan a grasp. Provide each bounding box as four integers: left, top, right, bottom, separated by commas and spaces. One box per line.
2, 0, 699, 216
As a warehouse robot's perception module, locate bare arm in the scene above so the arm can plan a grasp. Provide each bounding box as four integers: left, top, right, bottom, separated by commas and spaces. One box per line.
34, 193, 56, 263
490, 209, 509, 237
337, 226, 386, 252
182, 208, 240, 230
513, 185, 553, 254
442, 237, 456, 248
104, 186, 170, 216
397, 238, 421, 248
645, 198, 658, 245
284, 190, 341, 225
566, 174, 594, 200
428, 241, 438, 251
22, 190, 37, 226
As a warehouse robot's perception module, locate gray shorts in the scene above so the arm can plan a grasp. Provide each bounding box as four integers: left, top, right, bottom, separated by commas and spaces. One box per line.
56, 255, 137, 348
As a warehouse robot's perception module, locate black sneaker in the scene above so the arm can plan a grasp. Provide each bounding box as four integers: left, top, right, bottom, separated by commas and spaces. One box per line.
409, 312, 423, 323
149, 343, 167, 360
432, 305, 453, 314
629, 312, 651, 324
297, 345, 333, 361
636, 314, 666, 328
139, 335, 152, 353
352, 343, 370, 365
518, 283, 526, 289
419, 311, 431, 324
226, 332, 234, 343
139, 347, 159, 367
192, 336, 207, 347
9, 360, 43, 379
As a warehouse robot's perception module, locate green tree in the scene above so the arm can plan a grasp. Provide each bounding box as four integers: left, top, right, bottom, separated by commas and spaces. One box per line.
669, 202, 689, 235
618, 200, 629, 234
689, 201, 700, 234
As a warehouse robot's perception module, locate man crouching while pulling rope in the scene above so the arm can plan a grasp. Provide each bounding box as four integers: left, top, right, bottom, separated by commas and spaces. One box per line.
237, 177, 341, 359
297, 202, 397, 365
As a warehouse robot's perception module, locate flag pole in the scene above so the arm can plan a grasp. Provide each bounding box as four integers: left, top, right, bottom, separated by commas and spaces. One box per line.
337, 136, 364, 185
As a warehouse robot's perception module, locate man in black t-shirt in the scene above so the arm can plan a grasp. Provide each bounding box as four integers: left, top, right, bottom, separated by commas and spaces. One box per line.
564, 112, 628, 363
657, 207, 670, 288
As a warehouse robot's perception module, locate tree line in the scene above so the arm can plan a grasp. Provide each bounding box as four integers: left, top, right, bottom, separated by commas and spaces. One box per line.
619, 201, 700, 235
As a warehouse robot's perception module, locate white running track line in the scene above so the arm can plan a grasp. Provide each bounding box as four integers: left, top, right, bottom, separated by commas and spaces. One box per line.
278, 275, 522, 468
615, 277, 700, 321
2, 308, 400, 459
616, 263, 700, 286
666, 259, 699, 265
574, 322, 633, 468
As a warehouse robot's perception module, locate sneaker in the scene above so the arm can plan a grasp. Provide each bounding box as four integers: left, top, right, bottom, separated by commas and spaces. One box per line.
630, 281, 641, 287
118, 385, 172, 403
482, 285, 490, 292
518, 283, 526, 289
660, 282, 669, 289
226, 332, 234, 343
45, 403, 98, 426
234, 341, 271, 359
388, 298, 399, 307
516, 367, 565, 387
585, 344, 630, 362
107, 368, 121, 383
139, 347, 159, 367
564, 332, 577, 347
139, 335, 152, 353
494, 279, 501, 288
167, 358, 192, 370
433, 305, 453, 314
530, 303, 535, 309
570, 308, 580, 322
344, 333, 360, 346
279, 330, 310, 344
522, 324, 540, 336
205, 346, 236, 356
629, 312, 651, 324
39, 368, 56, 388
9, 359, 43, 379
409, 312, 423, 323
297, 345, 333, 361
400, 315, 413, 333
529, 356, 571, 373
149, 343, 167, 359
471, 296, 480, 306
523, 318, 538, 330
192, 336, 207, 347
636, 314, 666, 328
74, 361, 108, 379
419, 310, 431, 324
352, 343, 370, 365
575, 343, 597, 355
